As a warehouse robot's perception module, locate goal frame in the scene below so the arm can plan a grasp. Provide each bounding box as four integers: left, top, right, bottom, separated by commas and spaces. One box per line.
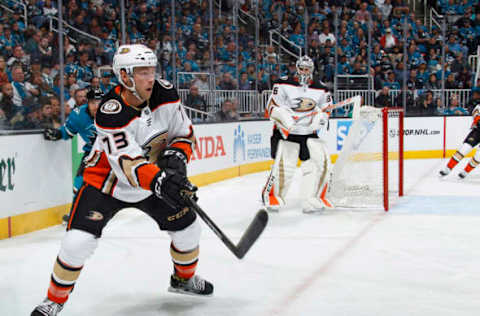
382, 107, 404, 211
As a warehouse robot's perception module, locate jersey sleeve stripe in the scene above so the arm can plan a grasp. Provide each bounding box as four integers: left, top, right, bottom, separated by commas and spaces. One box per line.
151, 99, 181, 112
136, 163, 161, 191
170, 141, 193, 162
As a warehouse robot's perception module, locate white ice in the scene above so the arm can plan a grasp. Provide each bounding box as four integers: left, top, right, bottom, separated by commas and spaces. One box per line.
1, 158, 479, 316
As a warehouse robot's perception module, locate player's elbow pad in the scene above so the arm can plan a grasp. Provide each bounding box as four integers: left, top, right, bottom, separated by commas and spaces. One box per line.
270, 106, 295, 130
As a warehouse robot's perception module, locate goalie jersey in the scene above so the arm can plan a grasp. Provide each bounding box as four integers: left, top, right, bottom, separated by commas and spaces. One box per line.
266, 76, 332, 135
83, 80, 194, 203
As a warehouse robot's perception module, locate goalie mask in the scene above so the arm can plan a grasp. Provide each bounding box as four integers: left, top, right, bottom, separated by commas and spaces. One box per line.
112, 44, 158, 101
296, 55, 314, 86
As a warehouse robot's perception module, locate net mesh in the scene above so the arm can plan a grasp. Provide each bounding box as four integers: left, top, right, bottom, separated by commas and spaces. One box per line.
328, 106, 401, 209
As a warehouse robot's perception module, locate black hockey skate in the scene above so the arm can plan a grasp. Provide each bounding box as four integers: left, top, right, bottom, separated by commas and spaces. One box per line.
31, 298, 64, 316
168, 274, 213, 296
458, 171, 467, 179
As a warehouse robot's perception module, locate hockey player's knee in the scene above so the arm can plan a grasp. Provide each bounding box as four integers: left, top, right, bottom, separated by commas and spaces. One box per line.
59, 229, 98, 267
169, 217, 202, 251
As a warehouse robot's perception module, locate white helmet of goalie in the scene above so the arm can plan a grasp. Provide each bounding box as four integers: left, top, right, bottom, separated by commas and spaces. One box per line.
296, 55, 314, 86
112, 44, 158, 100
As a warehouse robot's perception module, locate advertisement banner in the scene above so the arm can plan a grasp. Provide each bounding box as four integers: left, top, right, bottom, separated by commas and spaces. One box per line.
188, 121, 273, 176
0, 135, 72, 218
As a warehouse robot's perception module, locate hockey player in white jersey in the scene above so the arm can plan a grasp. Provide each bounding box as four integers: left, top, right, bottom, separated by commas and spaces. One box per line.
440, 103, 480, 179
31, 44, 212, 316
262, 55, 334, 213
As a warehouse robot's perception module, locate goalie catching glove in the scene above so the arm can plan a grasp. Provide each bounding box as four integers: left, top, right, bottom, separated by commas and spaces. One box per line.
151, 147, 198, 208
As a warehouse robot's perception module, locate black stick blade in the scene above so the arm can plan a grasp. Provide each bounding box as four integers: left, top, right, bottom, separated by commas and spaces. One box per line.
234, 210, 269, 259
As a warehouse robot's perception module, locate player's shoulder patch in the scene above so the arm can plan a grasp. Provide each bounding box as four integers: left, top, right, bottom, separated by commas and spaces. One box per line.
157, 79, 174, 89
95, 98, 139, 130
100, 99, 122, 114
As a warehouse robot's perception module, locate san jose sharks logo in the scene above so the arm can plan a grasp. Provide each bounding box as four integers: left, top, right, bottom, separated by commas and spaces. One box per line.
292, 97, 316, 112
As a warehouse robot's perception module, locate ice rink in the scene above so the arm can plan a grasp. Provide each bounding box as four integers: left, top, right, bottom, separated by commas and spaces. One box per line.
1, 158, 479, 316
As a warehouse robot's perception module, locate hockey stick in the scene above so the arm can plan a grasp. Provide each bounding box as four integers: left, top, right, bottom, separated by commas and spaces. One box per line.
324, 95, 362, 112
185, 196, 269, 259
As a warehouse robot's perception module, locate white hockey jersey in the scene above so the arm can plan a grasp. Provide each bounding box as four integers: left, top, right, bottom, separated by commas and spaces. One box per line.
266, 76, 332, 135
83, 80, 194, 203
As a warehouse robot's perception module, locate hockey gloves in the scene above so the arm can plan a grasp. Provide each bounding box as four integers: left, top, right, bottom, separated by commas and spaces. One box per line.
43, 128, 62, 141
151, 147, 197, 208
157, 147, 187, 175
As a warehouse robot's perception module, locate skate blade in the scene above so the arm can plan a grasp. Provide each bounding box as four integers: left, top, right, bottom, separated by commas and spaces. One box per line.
168, 286, 213, 297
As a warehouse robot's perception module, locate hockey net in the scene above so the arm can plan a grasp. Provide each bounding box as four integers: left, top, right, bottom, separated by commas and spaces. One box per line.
328, 105, 404, 211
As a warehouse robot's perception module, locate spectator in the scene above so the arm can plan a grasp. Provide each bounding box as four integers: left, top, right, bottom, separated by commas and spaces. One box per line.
218, 72, 237, 90
39, 101, 56, 128
238, 72, 253, 90
66, 88, 87, 109
445, 73, 457, 89
383, 71, 401, 90
318, 25, 336, 45
354, 2, 371, 24
11, 65, 37, 107
7, 45, 30, 72
184, 85, 207, 112
444, 94, 469, 115
0, 55, 8, 86
192, 74, 209, 91
457, 66, 472, 89
424, 73, 441, 90
0, 82, 17, 124
466, 88, 480, 113
100, 72, 116, 94
37, 37, 53, 67
380, 28, 398, 51
214, 99, 240, 122
375, 86, 392, 108
415, 90, 436, 116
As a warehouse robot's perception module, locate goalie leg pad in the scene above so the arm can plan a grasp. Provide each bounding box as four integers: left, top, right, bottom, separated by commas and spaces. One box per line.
262, 140, 299, 209
300, 138, 334, 212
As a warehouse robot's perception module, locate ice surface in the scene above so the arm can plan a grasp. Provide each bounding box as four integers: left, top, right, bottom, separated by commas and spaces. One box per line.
1, 159, 479, 316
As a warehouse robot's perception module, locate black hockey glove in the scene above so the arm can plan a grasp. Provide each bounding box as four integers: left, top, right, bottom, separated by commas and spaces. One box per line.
157, 147, 187, 175
43, 128, 62, 141
151, 168, 198, 208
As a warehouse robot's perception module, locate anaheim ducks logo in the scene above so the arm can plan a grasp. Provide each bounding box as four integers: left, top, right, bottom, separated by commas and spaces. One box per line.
119, 47, 130, 54
86, 211, 104, 221
292, 97, 316, 112
100, 100, 122, 114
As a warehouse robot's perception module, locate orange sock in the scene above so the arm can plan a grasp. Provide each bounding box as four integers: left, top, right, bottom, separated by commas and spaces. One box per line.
464, 157, 480, 174
47, 257, 82, 304
447, 151, 464, 169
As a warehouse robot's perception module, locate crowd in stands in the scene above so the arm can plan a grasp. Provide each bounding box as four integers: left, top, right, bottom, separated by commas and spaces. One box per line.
1, 0, 480, 129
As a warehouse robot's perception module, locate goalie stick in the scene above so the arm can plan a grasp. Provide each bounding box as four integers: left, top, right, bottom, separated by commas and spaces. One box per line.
184, 196, 269, 259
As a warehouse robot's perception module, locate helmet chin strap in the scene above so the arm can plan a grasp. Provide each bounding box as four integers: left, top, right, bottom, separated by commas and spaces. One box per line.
119, 74, 145, 102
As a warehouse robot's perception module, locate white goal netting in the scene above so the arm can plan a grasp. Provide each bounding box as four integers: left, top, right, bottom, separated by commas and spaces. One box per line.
328, 105, 403, 210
